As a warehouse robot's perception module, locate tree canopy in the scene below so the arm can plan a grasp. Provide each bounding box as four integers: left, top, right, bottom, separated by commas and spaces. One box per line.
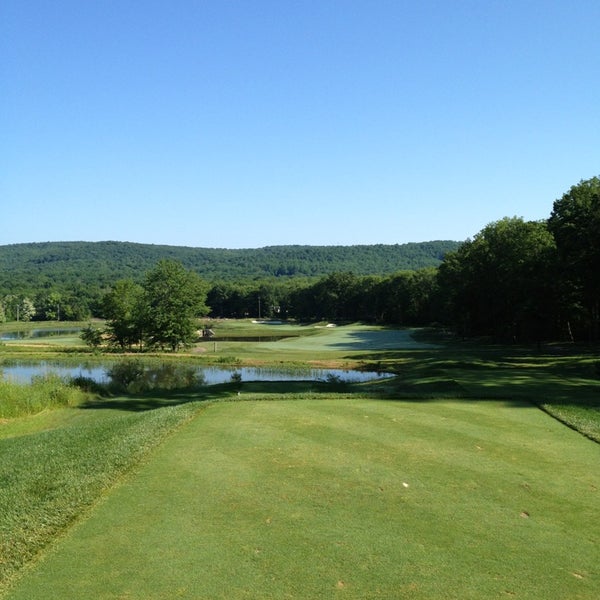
3, 176, 600, 344
141, 260, 209, 351
438, 218, 557, 340
101, 260, 209, 351
548, 177, 600, 340
0, 240, 459, 293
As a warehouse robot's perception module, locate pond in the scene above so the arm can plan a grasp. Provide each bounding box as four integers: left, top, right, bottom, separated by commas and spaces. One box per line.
0, 360, 392, 387
0, 328, 82, 340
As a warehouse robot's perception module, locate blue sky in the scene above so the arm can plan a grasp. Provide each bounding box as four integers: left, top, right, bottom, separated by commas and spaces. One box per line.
2, 1, 599, 248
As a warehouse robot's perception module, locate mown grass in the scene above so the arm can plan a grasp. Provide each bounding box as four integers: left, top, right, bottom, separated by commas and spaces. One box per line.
0, 397, 202, 596
1, 323, 599, 597
0, 321, 90, 348
366, 348, 600, 443
4, 398, 599, 599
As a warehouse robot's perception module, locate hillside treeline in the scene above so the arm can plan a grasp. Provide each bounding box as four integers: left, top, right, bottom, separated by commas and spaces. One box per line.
438, 176, 600, 342
1, 177, 598, 343
210, 177, 599, 342
0, 240, 458, 293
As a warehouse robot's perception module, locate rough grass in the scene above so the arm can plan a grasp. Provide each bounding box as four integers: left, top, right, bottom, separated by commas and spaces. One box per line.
0, 400, 201, 596
0, 375, 87, 418
4, 398, 599, 599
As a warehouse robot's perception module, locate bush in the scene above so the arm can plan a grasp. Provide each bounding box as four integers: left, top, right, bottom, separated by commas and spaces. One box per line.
80, 324, 104, 349
106, 359, 205, 393
106, 359, 146, 393
0, 374, 87, 418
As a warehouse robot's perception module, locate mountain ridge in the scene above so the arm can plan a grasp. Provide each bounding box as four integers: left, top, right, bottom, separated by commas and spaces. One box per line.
0, 240, 461, 292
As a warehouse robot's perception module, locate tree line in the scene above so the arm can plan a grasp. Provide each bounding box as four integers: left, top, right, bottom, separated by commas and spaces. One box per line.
438, 176, 600, 342
2, 177, 599, 346
0, 240, 459, 292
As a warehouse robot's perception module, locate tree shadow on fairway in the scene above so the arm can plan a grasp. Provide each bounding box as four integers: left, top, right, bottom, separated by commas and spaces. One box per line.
361, 348, 600, 442
327, 328, 440, 351
355, 346, 600, 409
79, 390, 209, 412
78, 380, 344, 412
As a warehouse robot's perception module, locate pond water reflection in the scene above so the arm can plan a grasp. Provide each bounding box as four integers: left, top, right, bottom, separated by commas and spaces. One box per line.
0, 360, 391, 388
0, 328, 81, 340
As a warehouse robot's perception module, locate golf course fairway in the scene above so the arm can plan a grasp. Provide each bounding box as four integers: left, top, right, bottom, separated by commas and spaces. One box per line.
5, 398, 599, 599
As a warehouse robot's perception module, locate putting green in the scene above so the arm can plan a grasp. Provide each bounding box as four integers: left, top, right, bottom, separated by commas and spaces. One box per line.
260, 325, 440, 351
6, 399, 599, 599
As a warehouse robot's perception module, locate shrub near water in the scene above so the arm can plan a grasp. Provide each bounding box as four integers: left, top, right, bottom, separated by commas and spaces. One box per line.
0, 375, 87, 419
106, 359, 205, 393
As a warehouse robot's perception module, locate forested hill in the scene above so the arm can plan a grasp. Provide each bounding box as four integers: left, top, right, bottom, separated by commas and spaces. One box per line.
0, 240, 460, 290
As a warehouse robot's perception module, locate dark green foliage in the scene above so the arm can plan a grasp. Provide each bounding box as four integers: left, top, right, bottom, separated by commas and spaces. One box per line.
102, 280, 145, 349
99, 261, 210, 351
0, 240, 460, 291
0, 241, 459, 322
206, 279, 290, 319
224, 269, 440, 325
374, 268, 439, 325
141, 259, 209, 351
548, 176, 600, 340
79, 324, 103, 349
435, 176, 600, 342
438, 218, 558, 341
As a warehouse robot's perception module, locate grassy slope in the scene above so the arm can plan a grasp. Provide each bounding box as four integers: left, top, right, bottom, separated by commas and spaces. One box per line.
202, 323, 600, 442
5, 398, 599, 600
1, 323, 599, 597
0, 400, 202, 596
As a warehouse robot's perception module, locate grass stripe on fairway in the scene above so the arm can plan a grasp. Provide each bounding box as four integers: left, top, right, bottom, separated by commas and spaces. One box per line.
5, 399, 599, 600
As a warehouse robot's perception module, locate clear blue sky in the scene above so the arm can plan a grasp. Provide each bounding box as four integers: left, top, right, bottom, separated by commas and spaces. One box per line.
2, 1, 598, 248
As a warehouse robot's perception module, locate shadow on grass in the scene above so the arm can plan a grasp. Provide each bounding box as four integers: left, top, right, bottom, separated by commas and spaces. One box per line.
76, 342, 600, 445
76, 362, 600, 445
79, 380, 345, 412
326, 328, 440, 351
350, 343, 600, 404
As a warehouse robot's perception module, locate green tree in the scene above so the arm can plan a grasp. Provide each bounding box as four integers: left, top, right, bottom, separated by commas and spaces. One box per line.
34, 290, 62, 321
312, 272, 360, 321
103, 279, 144, 349
2, 295, 35, 322
142, 260, 209, 351
548, 176, 600, 340
438, 217, 558, 341
376, 269, 438, 325
80, 323, 104, 349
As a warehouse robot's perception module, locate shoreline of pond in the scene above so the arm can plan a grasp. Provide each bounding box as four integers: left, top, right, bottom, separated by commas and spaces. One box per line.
0, 358, 393, 386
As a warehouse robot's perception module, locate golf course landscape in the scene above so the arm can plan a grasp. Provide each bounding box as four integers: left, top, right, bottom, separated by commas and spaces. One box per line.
1, 321, 599, 599
4, 0, 600, 596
